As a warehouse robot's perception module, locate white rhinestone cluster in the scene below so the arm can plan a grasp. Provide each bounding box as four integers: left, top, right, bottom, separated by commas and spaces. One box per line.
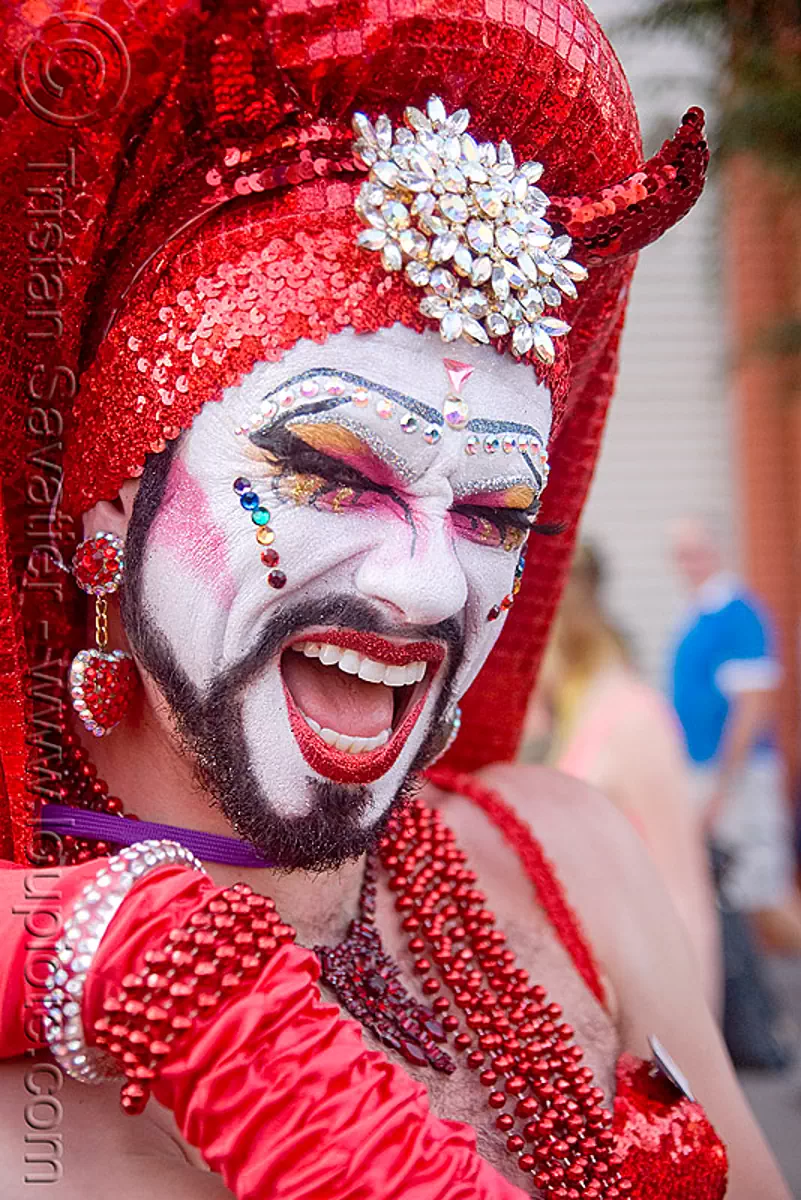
44, 840, 204, 1084
352, 96, 588, 361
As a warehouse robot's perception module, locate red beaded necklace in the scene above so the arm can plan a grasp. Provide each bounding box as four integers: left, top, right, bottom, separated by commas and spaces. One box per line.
48, 733, 127, 867
376, 791, 627, 1200
55, 737, 625, 1197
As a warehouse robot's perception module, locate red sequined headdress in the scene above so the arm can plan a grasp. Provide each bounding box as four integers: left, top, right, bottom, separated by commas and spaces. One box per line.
0, 0, 707, 862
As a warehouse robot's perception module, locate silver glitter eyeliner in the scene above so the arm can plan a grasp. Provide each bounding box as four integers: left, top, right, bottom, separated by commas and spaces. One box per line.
451, 475, 535, 501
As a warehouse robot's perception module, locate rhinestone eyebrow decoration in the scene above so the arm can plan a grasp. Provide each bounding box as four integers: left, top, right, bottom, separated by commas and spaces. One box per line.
352, 96, 588, 361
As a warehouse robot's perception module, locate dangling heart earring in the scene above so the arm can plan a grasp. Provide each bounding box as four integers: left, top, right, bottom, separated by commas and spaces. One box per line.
69, 532, 136, 737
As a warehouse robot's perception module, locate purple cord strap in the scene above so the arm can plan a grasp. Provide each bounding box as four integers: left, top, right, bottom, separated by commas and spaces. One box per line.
40, 803, 273, 868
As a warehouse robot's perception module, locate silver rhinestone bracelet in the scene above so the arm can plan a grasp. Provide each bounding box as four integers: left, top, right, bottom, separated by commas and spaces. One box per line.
44, 840, 205, 1085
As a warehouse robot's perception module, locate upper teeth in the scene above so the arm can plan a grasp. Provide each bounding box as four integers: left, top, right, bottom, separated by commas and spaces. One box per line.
291, 641, 428, 686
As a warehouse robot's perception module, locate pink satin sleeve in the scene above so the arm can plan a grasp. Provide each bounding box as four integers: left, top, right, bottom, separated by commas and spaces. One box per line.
0, 860, 525, 1200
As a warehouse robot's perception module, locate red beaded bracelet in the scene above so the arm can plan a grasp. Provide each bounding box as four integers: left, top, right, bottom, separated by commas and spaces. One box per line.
92, 881, 296, 1113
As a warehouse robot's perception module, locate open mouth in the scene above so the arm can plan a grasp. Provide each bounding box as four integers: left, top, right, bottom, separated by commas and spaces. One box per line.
281, 629, 445, 784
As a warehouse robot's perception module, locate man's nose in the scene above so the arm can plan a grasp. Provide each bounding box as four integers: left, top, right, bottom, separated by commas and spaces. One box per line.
354, 513, 467, 626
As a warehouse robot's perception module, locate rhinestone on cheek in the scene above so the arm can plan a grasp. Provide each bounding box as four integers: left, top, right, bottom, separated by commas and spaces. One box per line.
487, 543, 528, 621
233, 480, 285, 591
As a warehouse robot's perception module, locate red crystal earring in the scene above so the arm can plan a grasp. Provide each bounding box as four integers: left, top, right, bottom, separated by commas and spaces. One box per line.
69, 532, 136, 737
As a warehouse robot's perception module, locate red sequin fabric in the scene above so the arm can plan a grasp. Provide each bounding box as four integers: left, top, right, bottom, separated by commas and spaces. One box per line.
0, 0, 707, 861
614, 1056, 728, 1199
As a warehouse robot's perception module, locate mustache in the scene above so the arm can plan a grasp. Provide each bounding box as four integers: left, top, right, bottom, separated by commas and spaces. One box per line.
214, 593, 465, 698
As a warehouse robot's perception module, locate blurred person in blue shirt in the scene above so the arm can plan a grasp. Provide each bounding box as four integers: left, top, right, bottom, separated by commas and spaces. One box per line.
669, 517, 801, 950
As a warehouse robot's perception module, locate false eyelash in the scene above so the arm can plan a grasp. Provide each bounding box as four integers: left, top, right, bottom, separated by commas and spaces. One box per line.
530, 520, 567, 537
253, 425, 388, 494
255, 426, 414, 523
452, 503, 536, 536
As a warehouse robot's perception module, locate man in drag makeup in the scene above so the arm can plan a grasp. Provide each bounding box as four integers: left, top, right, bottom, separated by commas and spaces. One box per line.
0, 1, 790, 1197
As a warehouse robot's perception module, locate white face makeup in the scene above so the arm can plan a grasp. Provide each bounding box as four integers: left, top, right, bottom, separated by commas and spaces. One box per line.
127, 324, 551, 866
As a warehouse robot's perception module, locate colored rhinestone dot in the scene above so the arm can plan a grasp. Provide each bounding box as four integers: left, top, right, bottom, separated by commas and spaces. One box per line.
376, 398, 393, 419
233, 477, 252, 494
252, 507, 271, 526
502, 435, 517, 454
261, 549, 280, 567
465, 435, 480, 456
423, 425, 442, 445
487, 605, 501, 622
484, 435, 500, 455
240, 492, 259, 510
256, 527, 275, 546
268, 570, 287, 590
400, 414, 418, 434
352, 388, 370, 406
327, 380, 345, 396
517, 436, 529, 454
300, 380, 319, 398
279, 389, 295, 407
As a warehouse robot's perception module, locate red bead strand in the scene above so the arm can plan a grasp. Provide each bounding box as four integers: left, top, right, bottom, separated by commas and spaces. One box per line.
378, 801, 627, 1198
44, 733, 130, 867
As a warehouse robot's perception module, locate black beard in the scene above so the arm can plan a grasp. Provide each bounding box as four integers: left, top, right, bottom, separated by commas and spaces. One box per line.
121, 442, 464, 871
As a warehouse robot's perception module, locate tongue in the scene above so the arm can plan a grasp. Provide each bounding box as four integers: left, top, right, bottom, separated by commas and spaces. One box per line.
282, 653, 395, 738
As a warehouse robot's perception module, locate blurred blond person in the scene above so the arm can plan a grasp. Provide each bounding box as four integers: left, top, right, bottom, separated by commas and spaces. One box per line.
521, 543, 720, 1010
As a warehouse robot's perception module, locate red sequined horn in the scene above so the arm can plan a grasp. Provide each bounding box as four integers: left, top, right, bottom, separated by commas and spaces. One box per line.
547, 108, 708, 266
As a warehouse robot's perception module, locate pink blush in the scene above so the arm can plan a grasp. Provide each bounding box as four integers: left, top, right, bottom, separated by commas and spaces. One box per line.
149, 458, 237, 608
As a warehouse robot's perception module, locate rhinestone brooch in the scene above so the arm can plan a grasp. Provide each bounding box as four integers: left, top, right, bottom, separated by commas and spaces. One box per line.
352, 96, 588, 362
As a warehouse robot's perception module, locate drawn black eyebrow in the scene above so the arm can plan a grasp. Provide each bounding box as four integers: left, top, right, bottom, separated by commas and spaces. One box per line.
255, 367, 444, 426
466, 417, 544, 440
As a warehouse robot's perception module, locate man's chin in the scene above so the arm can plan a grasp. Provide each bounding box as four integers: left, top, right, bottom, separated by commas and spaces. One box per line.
220, 775, 414, 873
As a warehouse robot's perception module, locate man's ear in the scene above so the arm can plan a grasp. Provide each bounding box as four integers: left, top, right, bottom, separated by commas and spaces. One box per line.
81, 478, 141, 541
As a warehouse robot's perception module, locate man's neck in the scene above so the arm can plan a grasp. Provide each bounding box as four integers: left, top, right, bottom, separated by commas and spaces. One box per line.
72, 697, 365, 946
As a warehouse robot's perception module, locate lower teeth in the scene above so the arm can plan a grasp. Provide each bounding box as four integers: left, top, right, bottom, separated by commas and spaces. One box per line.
302, 713, 391, 755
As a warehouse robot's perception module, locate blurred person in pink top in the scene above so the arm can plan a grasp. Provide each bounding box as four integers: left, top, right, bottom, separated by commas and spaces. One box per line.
521, 543, 721, 1011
